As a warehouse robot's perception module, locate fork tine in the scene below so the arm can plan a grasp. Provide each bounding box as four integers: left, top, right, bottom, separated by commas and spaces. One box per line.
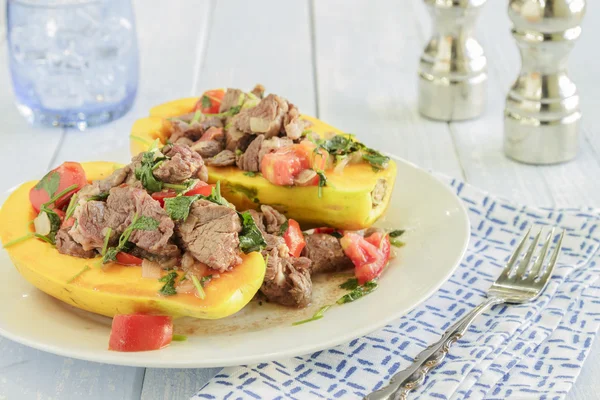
512, 229, 542, 279
501, 227, 532, 277
529, 228, 554, 280
539, 230, 565, 282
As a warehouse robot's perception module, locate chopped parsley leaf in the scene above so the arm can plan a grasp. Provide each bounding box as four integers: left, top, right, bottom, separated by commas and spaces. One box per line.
33, 170, 60, 199
238, 211, 267, 253
201, 95, 212, 109
337, 281, 378, 304
244, 171, 258, 177
390, 238, 405, 248
292, 305, 332, 326
172, 334, 187, 342
339, 278, 359, 290
87, 192, 109, 202
389, 229, 405, 238
164, 195, 199, 221
278, 220, 289, 236
66, 265, 91, 284
158, 271, 178, 296
191, 275, 206, 299
317, 171, 327, 198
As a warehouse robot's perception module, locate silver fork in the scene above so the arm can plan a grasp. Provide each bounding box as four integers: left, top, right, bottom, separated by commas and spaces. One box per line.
365, 227, 565, 400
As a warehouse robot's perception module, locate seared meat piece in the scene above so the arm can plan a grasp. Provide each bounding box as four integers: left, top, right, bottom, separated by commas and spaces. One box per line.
191, 140, 222, 159
261, 205, 287, 234
175, 137, 194, 147
257, 136, 294, 164
260, 249, 312, 307
303, 234, 353, 274
251, 83, 265, 99
170, 120, 205, 143
225, 126, 254, 152
234, 94, 289, 138
201, 116, 223, 131
264, 233, 289, 258
153, 144, 204, 184
284, 103, 310, 140
176, 199, 242, 272
236, 134, 264, 172
55, 228, 96, 258
219, 88, 243, 113
76, 167, 129, 202
70, 187, 178, 257
206, 150, 236, 167
199, 126, 225, 142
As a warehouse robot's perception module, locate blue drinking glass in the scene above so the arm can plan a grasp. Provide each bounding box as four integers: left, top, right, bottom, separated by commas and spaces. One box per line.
6, 0, 139, 130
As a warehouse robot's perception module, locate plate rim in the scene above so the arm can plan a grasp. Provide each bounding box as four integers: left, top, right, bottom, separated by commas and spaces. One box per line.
0, 155, 470, 368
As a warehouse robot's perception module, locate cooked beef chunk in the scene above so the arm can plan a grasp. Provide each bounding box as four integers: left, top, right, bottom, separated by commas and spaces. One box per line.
260, 249, 312, 307
56, 228, 96, 258
154, 144, 204, 183
257, 136, 294, 164
251, 84, 265, 99
219, 88, 243, 113
201, 116, 223, 131
70, 187, 178, 257
176, 199, 242, 272
264, 233, 289, 258
236, 134, 264, 172
191, 140, 222, 158
234, 94, 289, 138
225, 126, 254, 152
303, 234, 353, 274
284, 103, 310, 140
206, 150, 237, 167
175, 137, 194, 146
76, 167, 129, 202
199, 126, 225, 143
371, 179, 388, 207
261, 205, 287, 234
170, 120, 205, 143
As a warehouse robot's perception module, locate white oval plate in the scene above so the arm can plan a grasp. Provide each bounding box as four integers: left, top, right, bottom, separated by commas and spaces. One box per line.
0, 156, 469, 368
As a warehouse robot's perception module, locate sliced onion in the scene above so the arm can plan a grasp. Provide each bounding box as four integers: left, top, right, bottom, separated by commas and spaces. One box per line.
294, 169, 317, 186
333, 156, 350, 175
141, 259, 162, 279
33, 212, 51, 236
250, 117, 271, 133
176, 278, 195, 294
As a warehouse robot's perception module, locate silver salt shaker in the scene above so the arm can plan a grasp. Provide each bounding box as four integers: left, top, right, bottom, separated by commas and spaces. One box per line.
418, 0, 487, 121
504, 0, 586, 164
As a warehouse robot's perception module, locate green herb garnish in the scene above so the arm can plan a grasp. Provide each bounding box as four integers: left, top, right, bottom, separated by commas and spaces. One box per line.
66, 265, 90, 284
33, 170, 61, 199
172, 334, 188, 342
164, 195, 199, 221
102, 214, 159, 264
292, 305, 332, 326
317, 171, 327, 198
337, 281, 378, 304
390, 238, 405, 248
87, 192, 109, 202
278, 220, 289, 236
201, 95, 212, 109
135, 150, 167, 193
190, 110, 202, 124
243, 171, 258, 177
330, 231, 343, 239
65, 194, 79, 220
2, 233, 35, 248
339, 278, 359, 290
238, 211, 267, 253
191, 275, 206, 299
314, 134, 390, 171
158, 271, 178, 296
362, 149, 390, 171
101, 227, 112, 256
389, 230, 405, 238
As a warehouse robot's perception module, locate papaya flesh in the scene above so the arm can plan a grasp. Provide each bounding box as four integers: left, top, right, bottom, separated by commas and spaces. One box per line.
129, 98, 397, 230
0, 162, 265, 319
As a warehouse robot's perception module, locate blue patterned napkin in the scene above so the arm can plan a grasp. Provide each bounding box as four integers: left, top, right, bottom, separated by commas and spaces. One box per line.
191, 177, 600, 400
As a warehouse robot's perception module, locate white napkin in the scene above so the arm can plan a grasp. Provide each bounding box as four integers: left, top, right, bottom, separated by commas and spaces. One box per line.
191, 177, 600, 400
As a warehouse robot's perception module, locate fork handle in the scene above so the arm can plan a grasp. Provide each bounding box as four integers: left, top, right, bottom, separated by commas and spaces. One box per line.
364, 297, 504, 400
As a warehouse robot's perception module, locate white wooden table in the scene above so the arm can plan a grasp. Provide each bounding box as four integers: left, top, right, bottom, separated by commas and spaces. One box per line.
0, 0, 599, 399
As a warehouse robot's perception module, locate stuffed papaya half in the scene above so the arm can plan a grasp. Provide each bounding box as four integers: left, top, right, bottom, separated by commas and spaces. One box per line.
130, 86, 397, 230
0, 161, 265, 319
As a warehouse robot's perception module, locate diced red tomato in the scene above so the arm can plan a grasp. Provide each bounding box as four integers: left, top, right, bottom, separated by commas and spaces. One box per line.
283, 219, 306, 258
115, 252, 144, 266
29, 162, 87, 213
195, 89, 225, 114
261, 147, 305, 186
185, 181, 213, 196
340, 232, 391, 284
108, 314, 173, 352
151, 182, 214, 206
297, 140, 330, 171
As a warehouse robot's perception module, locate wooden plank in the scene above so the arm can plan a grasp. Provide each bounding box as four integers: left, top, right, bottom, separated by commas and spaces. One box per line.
312, 0, 464, 178
139, 0, 316, 396
192, 0, 317, 115
53, 0, 213, 166
0, 337, 144, 399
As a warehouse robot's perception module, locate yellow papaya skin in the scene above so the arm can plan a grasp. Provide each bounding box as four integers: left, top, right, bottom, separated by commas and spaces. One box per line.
130, 98, 397, 230
0, 162, 265, 319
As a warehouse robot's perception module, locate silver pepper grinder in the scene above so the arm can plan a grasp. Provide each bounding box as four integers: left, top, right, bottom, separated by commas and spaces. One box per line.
504, 0, 586, 164
418, 0, 487, 121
